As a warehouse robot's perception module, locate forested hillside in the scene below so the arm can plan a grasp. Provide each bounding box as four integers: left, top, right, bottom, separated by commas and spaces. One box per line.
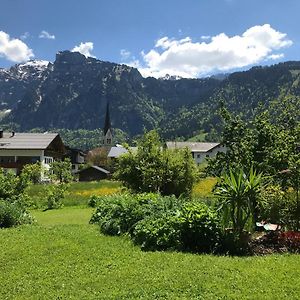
1, 51, 300, 149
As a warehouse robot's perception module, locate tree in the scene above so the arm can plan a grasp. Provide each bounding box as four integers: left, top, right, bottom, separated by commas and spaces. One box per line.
50, 158, 73, 183
0, 167, 35, 227
115, 130, 197, 197
207, 101, 300, 180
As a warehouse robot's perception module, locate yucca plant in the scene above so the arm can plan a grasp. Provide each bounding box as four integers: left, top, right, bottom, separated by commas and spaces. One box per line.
215, 166, 263, 236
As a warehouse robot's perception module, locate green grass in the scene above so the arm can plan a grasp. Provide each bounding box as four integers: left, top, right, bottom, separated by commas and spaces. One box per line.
31, 206, 94, 225
187, 131, 207, 142
192, 177, 217, 200
27, 180, 122, 208
1, 207, 300, 299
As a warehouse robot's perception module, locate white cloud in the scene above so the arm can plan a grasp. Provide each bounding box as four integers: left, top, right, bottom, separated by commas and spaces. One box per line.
134, 24, 292, 78
39, 30, 55, 40
201, 35, 211, 40
20, 32, 30, 40
0, 31, 34, 62
268, 53, 284, 60
126, 59, 141, 69
72, 42, 95, 58
120, 49, 131, 60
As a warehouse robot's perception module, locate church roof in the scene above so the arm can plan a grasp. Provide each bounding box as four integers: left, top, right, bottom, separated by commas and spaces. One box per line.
103, 102, 111, 136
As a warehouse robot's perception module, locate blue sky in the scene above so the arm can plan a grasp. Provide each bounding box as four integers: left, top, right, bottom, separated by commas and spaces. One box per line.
0, 0, 299, 77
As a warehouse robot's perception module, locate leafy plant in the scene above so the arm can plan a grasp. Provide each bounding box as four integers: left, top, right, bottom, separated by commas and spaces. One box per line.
215, 167, 263, 236
45, 184, 68, 210
0, 200, 34, 228
115, 130, 197, 197
50, 158, 73, 183
90, 193, 181, 235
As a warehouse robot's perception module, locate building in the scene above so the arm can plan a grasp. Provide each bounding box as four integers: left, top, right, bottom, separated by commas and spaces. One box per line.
87, 101, 113, 166
75, 165, 110, 181
0, 131, 66, 176
107, 145, 137, 160
102, 101, 113, 147
166, 142, 226, 164
64, 146, 86, 173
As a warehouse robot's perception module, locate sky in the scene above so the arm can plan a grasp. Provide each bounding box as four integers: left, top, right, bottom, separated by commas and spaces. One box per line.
0, 0, 300, 78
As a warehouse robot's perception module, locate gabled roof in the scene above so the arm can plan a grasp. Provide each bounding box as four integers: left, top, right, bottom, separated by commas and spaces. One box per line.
0, 132, 60, 150
108, 146, 137, 158
108, 146, 128, 158
76, 165, 110, 174
166, 142, 221, 152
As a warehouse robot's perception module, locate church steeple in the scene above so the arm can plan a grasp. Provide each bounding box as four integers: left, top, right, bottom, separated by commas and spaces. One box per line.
102, 101, 112, 146
103, 101, 111, 136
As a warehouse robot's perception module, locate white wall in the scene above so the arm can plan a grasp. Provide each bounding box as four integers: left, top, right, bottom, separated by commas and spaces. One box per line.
193, 145, 227, 165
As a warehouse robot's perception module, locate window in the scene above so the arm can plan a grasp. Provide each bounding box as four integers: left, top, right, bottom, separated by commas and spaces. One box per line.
0, 156, 15, 163
44, 157, 53, 164
31, 157, 40, 163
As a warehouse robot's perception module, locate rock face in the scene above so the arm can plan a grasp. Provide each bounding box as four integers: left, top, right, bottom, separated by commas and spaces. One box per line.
0, 51, 220, 135
1, 51, 300, 138
0, 60, 49, 109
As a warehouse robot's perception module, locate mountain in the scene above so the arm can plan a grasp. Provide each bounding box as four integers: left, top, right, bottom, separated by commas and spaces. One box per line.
1, 51, 300, 142
0, 60, 49, 110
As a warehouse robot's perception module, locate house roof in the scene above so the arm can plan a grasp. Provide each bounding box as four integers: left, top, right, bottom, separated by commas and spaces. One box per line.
76, 165, 110, 174
108, 146, 137, 158
108, 146, 128, 158
166, 142, 221, 152
0, 132, 60, 150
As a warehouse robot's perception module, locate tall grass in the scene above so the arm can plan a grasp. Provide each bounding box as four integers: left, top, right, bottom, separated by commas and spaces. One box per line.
192, 177, 217, 197
27, 180, 122, 208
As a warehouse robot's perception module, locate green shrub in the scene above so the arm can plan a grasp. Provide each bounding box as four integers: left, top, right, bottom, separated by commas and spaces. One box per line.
91, 193, 221, 253
90, 193, 181, 235
0, 167, 35, 227
132, 214, 182, 251
259, 185, 286, 224
179, 202, 221, 252
259, 186, 300, 231
88, 195, 99, 208
0, 201, 34, 228
132, 202, 221, 253
46, 184, 68, 210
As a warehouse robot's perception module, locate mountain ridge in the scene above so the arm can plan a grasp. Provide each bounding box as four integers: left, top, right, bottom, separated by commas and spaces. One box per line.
1, 51, 300, 140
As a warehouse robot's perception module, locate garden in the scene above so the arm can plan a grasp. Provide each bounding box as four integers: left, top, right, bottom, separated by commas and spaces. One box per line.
1, 103, 300, 298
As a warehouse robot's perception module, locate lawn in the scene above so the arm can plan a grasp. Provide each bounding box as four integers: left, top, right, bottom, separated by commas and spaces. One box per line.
27, 180, 122, 208
1, 207, 300, 299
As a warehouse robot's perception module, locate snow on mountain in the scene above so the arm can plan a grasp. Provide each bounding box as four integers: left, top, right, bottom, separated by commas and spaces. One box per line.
11, 60, 50, 80
19, 60, 49, 70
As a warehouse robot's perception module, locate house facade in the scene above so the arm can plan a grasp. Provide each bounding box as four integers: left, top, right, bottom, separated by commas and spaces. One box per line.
166, 142, 226, 165
65, 146, 86, 173
0, 131, 66, 176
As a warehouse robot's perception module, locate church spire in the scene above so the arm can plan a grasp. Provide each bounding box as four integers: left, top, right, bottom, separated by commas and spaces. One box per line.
103, 101, 111, 136
102, 101, 112, 146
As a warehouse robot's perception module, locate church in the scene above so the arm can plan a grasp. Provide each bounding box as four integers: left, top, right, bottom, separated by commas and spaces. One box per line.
85, 102, 114, 167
